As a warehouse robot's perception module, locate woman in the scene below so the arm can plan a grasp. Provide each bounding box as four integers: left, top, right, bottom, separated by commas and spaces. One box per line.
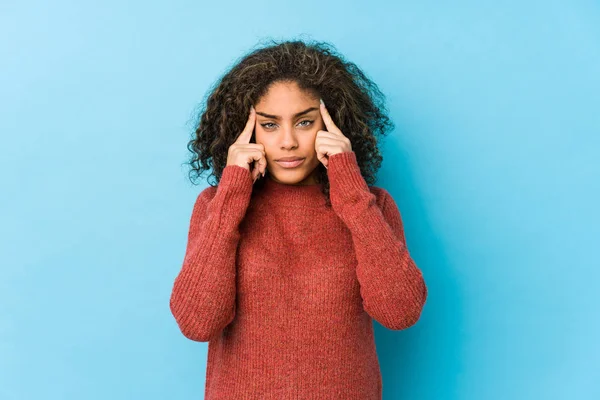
169, 39, 428, 399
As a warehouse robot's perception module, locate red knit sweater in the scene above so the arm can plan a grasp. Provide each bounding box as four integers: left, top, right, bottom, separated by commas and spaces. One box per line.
170, 151, 428, 399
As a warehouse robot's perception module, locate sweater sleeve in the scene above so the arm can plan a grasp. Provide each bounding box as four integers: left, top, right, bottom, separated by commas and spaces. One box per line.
169, 165, 254, 342
327, 151, 428, 330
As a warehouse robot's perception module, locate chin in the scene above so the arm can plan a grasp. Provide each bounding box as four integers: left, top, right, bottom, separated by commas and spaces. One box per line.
271, 169, 315, 185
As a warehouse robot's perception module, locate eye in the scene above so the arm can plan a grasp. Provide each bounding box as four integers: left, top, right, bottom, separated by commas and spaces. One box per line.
298, 119, 314, 127
260, 122, 276, 129
260, 120, 314, 130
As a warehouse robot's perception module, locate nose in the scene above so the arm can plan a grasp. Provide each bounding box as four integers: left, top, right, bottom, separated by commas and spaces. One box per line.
280, 124, 298, 149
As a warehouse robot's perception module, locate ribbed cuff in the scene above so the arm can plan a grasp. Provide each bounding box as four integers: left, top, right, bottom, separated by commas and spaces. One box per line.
218, 165, 254, 195
212, 165, 254, 225
327, 151, 370, 192
327, 151, 373, 217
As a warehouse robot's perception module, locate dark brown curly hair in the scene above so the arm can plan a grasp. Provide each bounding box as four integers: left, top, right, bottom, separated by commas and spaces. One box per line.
185, 38, 395, 206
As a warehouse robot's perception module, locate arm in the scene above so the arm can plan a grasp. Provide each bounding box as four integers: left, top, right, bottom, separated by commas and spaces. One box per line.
327, 151, 428, 330
169, 165, 253, 342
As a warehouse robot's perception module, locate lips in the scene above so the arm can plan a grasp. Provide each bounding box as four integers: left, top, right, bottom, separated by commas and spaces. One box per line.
276, 158, 305, 168
276, 157, 304, 161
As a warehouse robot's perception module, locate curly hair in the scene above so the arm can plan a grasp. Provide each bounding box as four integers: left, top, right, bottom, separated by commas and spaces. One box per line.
185, 38, 395, 207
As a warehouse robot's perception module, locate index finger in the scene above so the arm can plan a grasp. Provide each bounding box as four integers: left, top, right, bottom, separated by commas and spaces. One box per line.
235, 106, 256, 144
319, 100, 342, 135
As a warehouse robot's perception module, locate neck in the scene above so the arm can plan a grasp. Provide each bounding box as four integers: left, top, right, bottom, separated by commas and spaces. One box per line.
255, 175, 326, 208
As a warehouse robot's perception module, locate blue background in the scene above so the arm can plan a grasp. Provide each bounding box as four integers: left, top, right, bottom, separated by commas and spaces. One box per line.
1, 1, 599, 399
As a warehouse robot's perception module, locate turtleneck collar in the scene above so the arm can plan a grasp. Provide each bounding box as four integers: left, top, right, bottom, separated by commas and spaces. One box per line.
255, 175, 327, 208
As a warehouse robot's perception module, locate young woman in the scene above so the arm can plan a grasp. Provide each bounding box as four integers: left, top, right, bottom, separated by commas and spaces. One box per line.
169, 39, 428, 399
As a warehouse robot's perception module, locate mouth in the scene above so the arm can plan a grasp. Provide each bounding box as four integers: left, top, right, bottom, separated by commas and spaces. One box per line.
275, 158, 306, 168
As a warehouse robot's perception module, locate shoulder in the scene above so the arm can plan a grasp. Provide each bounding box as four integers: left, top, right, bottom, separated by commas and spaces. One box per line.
193, 184, 218, 209
199, 184, 218, 198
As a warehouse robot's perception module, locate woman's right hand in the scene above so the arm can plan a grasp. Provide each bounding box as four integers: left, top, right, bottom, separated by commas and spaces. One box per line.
226, 106, 267, 183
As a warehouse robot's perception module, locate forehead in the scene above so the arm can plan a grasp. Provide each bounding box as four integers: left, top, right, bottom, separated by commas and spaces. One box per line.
255, 81, 318, 112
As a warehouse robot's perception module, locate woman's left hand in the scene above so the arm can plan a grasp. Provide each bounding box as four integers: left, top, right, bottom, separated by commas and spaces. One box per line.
315, 100, 353, 169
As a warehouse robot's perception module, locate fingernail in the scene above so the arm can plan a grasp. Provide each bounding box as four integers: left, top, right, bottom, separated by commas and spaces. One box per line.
250, 105, 255, 113
319, 98, 324, 106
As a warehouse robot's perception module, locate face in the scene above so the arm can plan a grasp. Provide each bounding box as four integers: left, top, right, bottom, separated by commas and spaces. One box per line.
253, 81, 324, 185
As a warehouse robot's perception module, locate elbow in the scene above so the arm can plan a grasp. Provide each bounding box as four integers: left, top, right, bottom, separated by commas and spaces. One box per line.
380, 282, 428, 331
384, 303, 426, 330
388, 304, 425, 330
366, 301, 426, 331
170, 303, 217, 342
169, 298, 210, 342
169, 295, 234, 342
398, 270, 428, 328
178, 324, 219, 343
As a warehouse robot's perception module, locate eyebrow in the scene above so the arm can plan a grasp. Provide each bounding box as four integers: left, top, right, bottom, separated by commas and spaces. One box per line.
255, 107, 318, 120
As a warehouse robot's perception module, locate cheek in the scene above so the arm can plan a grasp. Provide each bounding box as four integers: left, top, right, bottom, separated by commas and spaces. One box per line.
254, 129, 268, 144
307, 129, 319, 145
254, 134, 275, 156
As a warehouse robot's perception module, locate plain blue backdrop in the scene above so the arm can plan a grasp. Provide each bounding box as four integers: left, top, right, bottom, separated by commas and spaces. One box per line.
1, 1, 599, 399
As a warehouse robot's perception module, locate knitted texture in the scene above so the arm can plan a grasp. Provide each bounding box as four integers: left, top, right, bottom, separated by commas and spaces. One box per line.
170, 151, 428, 399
